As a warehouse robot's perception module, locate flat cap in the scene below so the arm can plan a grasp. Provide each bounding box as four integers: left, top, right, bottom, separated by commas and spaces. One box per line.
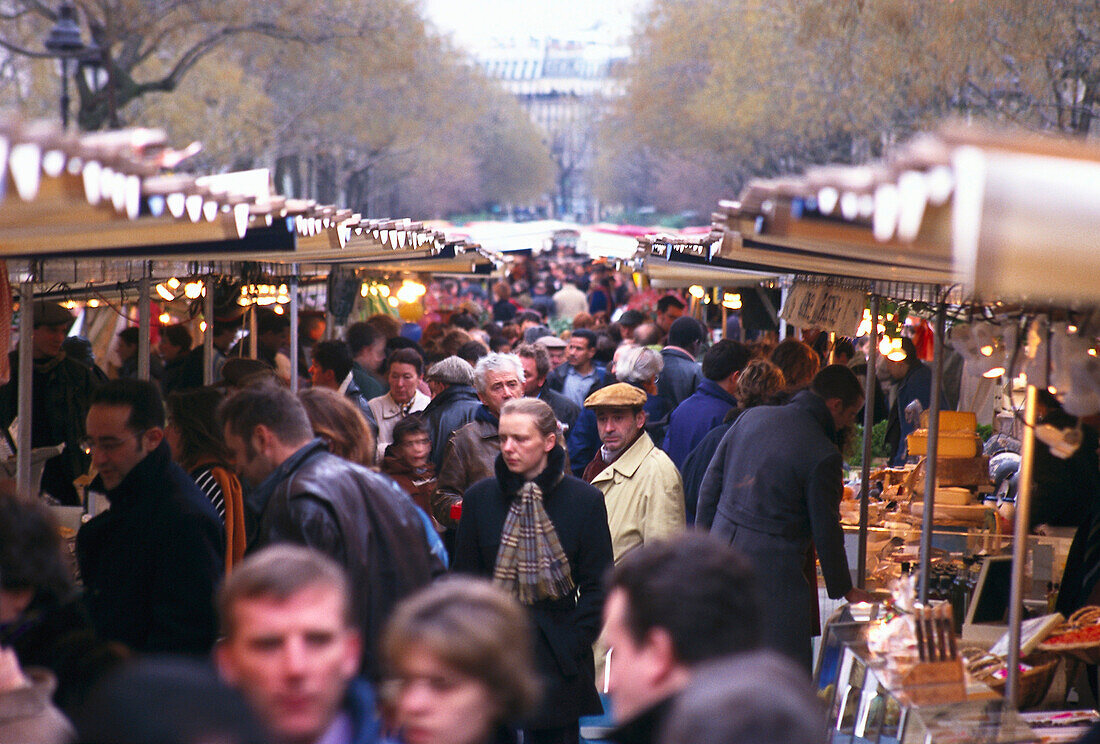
32, 301, 74, 328
425, 355, 475, 386
584, 382, 647, 409
535, 335, 567, 349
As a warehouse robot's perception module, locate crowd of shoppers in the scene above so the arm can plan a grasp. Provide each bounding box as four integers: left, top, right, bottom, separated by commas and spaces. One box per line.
0, 252, 988, 744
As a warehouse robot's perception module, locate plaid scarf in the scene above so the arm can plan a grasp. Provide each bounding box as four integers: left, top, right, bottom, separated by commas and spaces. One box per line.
492, 476, 574, 605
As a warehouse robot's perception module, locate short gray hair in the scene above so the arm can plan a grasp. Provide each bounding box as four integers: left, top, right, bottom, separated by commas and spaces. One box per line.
426, 356, 475, 387
616, 345, 664, 386
474, 353, 525, 394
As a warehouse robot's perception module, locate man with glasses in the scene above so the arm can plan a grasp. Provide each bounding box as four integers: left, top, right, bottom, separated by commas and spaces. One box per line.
75, 379, 224, 656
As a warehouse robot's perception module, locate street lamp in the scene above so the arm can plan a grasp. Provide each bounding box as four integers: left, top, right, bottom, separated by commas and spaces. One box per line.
43, 1, 93, 129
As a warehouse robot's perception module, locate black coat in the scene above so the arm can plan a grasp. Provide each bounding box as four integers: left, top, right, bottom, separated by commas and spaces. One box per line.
454, 446, 613, 730
422, 383, 482, 469
538, 385, 581, 432
0, 593, 122, 716
0, 350, 102, 505
679, 419, 735, 526
656, 348, 701, 413
697, 390, 853, 669
75, 441, 224, 655
247, 440, 443, 679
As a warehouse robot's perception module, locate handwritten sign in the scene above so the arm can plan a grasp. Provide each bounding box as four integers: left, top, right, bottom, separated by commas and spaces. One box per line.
780, 281, 866, 337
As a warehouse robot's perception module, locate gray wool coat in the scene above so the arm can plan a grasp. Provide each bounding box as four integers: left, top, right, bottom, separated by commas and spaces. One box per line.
696, 389, 854, 669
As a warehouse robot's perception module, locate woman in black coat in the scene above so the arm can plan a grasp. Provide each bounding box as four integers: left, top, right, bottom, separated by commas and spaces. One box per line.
454, 398, 613, 744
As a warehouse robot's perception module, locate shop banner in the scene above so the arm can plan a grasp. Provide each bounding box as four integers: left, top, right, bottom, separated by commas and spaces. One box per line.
779, 281, 865, 337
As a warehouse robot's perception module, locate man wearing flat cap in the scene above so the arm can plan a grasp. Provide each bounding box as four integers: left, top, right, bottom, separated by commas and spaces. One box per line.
421, 355, 481, 469
0, 301, 103, 505
536, 334, 568, 371
583, 382, 684, 564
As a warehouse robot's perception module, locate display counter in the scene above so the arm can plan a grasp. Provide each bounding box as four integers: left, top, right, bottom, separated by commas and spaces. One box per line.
823, 628, 1095, 743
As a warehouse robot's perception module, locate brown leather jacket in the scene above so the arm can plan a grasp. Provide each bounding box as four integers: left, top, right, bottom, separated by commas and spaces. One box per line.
432, 419, 499, 529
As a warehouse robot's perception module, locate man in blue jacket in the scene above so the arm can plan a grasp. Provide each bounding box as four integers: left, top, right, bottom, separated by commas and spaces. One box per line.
662, 339, 751, 470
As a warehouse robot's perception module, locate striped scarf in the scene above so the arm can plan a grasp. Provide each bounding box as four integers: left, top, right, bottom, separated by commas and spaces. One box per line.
492, 479, 574, 605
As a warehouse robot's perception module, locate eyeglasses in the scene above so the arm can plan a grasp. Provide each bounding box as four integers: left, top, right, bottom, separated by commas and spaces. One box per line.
79, 431, 145, 455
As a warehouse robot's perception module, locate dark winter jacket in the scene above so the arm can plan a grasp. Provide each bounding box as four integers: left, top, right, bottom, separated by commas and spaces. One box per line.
680, 417, 736, 525
0, 350, 102, 505
662, 379, 738, 470
0, 593, 122, 716
454, 446, 613, 730
656, 348, 702, 412
697, 390, 852, 668
431, 412, 501, 529
246, 439, 442, 679
422, 383, 482, 469
538, 384, 581, 432
75, 440, 223, 656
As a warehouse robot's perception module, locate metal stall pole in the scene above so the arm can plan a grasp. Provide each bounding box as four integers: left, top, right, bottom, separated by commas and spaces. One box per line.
857, 295, 880, 589
918, 299, 947, 604
289, 266, 299, 391
779, 284, 789, 339
248, 304, 258, 359
203, 275, 215, 386
1006, 384, 1038, 705
16, 271, 34, 496
137, 262, 151, 381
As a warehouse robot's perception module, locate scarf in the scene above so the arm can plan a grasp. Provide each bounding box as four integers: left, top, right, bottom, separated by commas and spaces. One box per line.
33, 352, 66, 375
492, 449, 574, 605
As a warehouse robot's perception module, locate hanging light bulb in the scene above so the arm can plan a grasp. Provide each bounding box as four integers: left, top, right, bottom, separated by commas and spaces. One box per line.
199, 321, 207, 332
273, 305, 285, 315
387, 296, 399, 308
155, 283, 176, 302
166, 277, 181, 290
184, 281, 203, 300
86, 299, 100, 308
158, 312, 171, 324
687, 285, 706, 299
879, 336, 906, 362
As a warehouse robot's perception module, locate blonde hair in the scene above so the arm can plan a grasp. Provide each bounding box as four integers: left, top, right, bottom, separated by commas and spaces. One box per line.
735, 359, 786, 408
383, 578, 540, 724
500, 397, 557, 439
298, 387, 376, 468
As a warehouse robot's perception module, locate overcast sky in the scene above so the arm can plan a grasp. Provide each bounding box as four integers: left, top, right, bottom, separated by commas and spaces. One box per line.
422, 0, 647, 51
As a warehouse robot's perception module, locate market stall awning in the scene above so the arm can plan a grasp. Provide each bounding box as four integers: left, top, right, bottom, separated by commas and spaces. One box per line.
714, 122, 1100, 302
630, 233, 778, 288
0, 121, 297, 259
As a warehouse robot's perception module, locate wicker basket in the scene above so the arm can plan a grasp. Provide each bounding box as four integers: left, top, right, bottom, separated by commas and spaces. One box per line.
987, 660, 1060, 709
963, 646, 1060, 710
1037, 607, 1100, 664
